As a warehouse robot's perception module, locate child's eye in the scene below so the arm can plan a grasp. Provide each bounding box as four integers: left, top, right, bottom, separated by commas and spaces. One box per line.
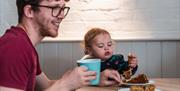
107, 42, 112, 47
97, 44, 104, 48
98, 45, 104, 48
107, 43, 112, 46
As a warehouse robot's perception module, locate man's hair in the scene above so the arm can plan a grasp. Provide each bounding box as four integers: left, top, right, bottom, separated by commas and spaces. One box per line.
16, 0, 41, 23
16, 0, 70, 23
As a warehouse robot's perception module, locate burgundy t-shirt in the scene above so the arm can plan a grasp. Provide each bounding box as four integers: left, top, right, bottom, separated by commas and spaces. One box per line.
0, 26, 42, 91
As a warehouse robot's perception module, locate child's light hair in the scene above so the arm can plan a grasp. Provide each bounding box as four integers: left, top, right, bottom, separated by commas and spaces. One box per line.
81, 27, 115, 54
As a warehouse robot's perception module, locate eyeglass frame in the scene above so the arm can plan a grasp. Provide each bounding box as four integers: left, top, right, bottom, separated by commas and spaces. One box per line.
30, 4, 70, 17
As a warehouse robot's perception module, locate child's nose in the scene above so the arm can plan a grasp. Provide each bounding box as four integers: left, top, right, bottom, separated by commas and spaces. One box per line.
104, 46, 110, 50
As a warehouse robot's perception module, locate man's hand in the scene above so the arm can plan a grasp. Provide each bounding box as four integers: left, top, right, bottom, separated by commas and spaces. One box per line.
47, 66, 96, 91
99, 69, 123, 86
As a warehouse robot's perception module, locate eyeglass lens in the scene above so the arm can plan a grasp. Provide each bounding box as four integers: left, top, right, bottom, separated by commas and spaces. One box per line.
52, 7, 69, 17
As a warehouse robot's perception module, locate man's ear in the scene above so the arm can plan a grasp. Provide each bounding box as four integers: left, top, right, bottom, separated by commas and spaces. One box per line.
23, 5, 34, 18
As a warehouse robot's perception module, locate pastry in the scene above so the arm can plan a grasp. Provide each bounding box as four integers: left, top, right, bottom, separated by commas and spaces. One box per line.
126, 74, 149, 83
122, 67, 132, 79
130, 85, 144, 91
130, 84, 155, 91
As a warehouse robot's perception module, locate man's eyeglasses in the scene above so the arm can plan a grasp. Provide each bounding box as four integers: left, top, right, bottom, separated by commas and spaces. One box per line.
31, 4, 70, 18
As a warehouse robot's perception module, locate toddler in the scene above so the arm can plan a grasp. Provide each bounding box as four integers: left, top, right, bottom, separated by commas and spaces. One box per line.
81, 28, 138, 81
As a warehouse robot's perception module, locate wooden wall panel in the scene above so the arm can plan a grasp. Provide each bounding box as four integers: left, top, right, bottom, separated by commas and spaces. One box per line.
162, 42, 177, 77
35, 44, 44, 69
115, 42, 132, 58
176, 42, 180, 77
147, 42, 161, 77
41, 43, 59, 79
72, 42, 84, 67
35, 41, 180, 79
57, 42, 73, 77
131, 42, 147, 75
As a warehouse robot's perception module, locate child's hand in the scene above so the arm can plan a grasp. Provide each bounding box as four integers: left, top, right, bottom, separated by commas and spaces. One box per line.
128, 53, 138, 68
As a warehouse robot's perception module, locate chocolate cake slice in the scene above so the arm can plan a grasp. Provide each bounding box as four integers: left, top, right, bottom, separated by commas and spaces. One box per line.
126, 74, 149, 83
122, 67, 132, 79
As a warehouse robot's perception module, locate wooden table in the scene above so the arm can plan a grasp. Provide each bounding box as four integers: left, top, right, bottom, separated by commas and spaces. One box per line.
76, 78, 180, 91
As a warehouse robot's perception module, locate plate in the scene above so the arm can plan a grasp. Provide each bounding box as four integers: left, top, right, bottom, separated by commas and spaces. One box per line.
122, 80, 155, 86
118, 88, 161, 91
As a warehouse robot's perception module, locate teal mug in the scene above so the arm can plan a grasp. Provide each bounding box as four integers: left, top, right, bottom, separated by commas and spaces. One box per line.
77, 59, 101, 85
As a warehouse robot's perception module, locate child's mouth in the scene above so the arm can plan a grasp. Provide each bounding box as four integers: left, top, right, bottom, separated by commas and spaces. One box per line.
105, 52, 110, 56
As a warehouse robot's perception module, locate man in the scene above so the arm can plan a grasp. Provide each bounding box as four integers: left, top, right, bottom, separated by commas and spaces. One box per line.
0, 0, 121, 91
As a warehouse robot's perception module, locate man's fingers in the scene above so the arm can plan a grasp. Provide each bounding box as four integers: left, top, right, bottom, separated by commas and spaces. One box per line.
79, 66, 88, 71
104, 80, 117, 86
108, 70, 122, 83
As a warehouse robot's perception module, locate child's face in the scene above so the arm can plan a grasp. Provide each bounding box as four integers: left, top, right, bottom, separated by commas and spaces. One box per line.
89, 33, 114, 61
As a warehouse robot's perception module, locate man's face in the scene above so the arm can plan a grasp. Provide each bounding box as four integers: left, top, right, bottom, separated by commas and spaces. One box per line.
32, 0, 68, 37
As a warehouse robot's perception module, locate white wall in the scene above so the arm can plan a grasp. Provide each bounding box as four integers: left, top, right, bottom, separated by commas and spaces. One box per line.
0, 0, 18, 35
0, 0, 180, 41
56, 0, 180, 41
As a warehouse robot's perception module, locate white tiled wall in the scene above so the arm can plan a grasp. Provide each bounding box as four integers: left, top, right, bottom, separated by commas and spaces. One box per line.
1, 0, 179, 40
54, 0, 180, 41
